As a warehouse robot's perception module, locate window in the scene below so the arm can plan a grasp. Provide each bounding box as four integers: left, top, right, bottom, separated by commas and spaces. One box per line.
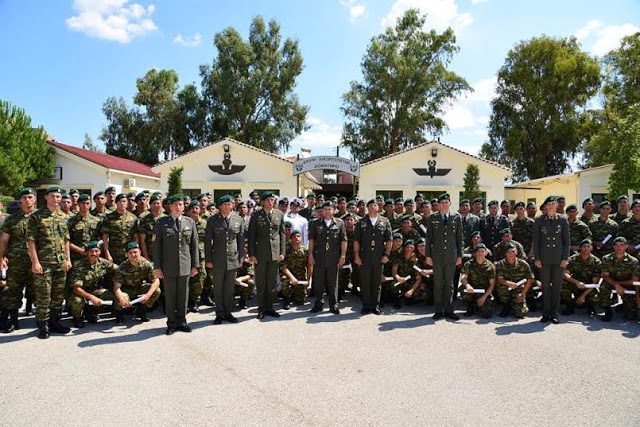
526, 198, 536, 205
591, 193, 609, 214
376, 190, 403, 201
457, 191, 487, 205
254, 189, 280, 198
633, 194, 640, 202
213, 189, 242, 203
183, 189, 201, 199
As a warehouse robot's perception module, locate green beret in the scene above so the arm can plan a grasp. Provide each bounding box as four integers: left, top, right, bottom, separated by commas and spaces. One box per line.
392, 232, 403, 240
612, 236, 627, 244
471, 230, 481, 238
187, 200, 199, 209
599, 200, 611, 208
347, 200, 356, 207
261, 191, 276, 201
500, 228, 511, 235
579, 239, 592, 247
152, 191, 162, 197
77, 194, 90, 202
195, 193, 207, 201
250, 191, 260, 198
342, 213, 355, 220
45, 186, 63, 195
415, 237, 426, 245
556, 195, 565, 201
330, 196, 338, 202
474, 243, 487, 252
394, 197, 403, 203
420, 201, 430, 208
306, 193, 315, 198
400, 214, 411, 222
472, 198, 483, 204
566, 204, 577, 212
314, 204, 323, 211
284, 221, 293, 228
93, 191, 104, 199
105, 186, 116, 193
403, 239, 415, 247
415, 193, 424, 199
206, 202, 216, 209
543, 196, 557, 205
126, 242, 139, 252
135, 192, 146, 201
513, 201, 525, 209
61, 193, 70, 200
404, 198, 414, 205
504, 242, 517, 251
437, 193, 450, 202
632, 199, 640, 208
84, 241, 101, 250
459, 199, 469, 205
126, 192, 135, 198
233, 193, 242, 198
357, 200, 365, 206
500, 200, 510, 206
582, 198, 593, 207
217, 195, 233, 206
367, 199, 376, 206
236, 200, 246, 207
143, 190, 150, 195
617, 195, 629, 203
322, 201, 333, 208
526, 201, 536, 208
17, 187, 35, 198
290, 230, 301, 237
316, 194, 325, 199
430, 198, 438, 204
150, 194, 161, 203
384, 198, 394, 206
375, 194, 384, 200
487, 200, 498, 206
68, 189, 79, 195
278, 197, 289, 205
115, 193, 127, 201
338, 196, 346, 202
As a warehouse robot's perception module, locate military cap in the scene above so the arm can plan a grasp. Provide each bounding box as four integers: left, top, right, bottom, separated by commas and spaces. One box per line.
126, 242, 140, 252
566, 204, 578, 212
415, 193, 424, 199
514, 201, 525, 209
350, 195, 359, 201
278, 197, 289, 206
526, 201, 536, 208
306, 193, 315, 198
330, 196, 338, 202
187, 200, 199, 209
420, 201, 430, 208
474, 243, 487, 252
617, 195, 629, 203
149, 194, 161, 203
290, 230, 301, 237
459, 199, 469, 205
347, 200, 356, 207
556, 195, 566, 201
284, 221, 293, 228
342, 213, 355, 220
400, 214, 411, 222
472, 198, 484, 204
471, 230, 481, 238
367, 199, 376, 206
415, 237, 426, 245
105, 186, 116, 193
169, 194, 186, 204
403, 239, 415, 247
392, 232, 403, 240
162, 198, 170, 205
45, 186, 63, 195
357, 200, 365, 206
236, 200, 246, 207
612, 236, 627, 244
500, 200, 510, 206
314, 204, 323, 211
582, 197, 593, 207
394, 197, 403, 203
316, 194, 325, 199
234, 193, 242, 198
142, 190, 150, 195
290, 198, 302, 206
543, 196, 557, 205
384, 198, 394, 206
77, 194, 90, 202
599, 200, 611, 208
404, 198, 415, 205
437, 193, 450, 202
579, 239, 592, 247
68, 189, 79, 195
250, 191, 260, 198
217, 195, 233, 206
504, 242, 517, 251
61, 193, 70, 200
632, 199, 640, 208
487, 200, 498, 206
152, 191, 163, 197
376, 195, 384, 200
135, 192, 146, 201
126, 192, 135, 198
17, 187, 35, 198
261, 191, 276, 201
430, 198, 438, 204
196, 193, 207, 201
84, 241, 101, 250
322, 201, 334, 208
500, 228, 512, 235
115, 193, 127, 201
93, 191, 104, 199
206, 202, 216, 209
338, 196, 346, 202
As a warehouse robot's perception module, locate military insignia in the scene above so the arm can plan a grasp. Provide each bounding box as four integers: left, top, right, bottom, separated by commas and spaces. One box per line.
152, 234, 156, 242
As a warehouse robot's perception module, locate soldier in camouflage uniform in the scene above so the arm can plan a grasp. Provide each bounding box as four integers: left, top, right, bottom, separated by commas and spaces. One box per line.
113, 242, 161, 324
235, 247, 255, 309
600, 237, 638, 321
580, 198, 598, 226
395, 214, 420, 242
339, 214, 360, 299
404, 238, 434, 305
588, 201, 618, 259
104, 186, 117, 212
463, 231, 493, 262
566, 204, 592, 253
493, 228, 526, 261
101, 193, 138, 265
460, 243, 495, 318
458, 199, 480, 248
381, 233, 404, 306
526, 201, 537, 220
510, 201, 534, 255
59, 193, 73, 217
403, 199, 422, 231
0, 188, 37, 333
280, 231, 310, 307
68, 189, 80, 215
495, 243, 535, 319
472, 198, 485, 219
136, 193, 166, 261
27, 187, 72, 339
67, 241, 118, 328
90, 191, 108, 220
611, 195, 632, 226
618, 199, 640, 257
391, 240, 418, 308
133, 192, 149, 219
561, 239, 601, 316
67, 194, 101, 265
186, 200, 207, 312
382, 199, 401, 230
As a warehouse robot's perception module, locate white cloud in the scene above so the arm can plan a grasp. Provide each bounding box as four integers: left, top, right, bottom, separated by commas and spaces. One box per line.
574, 19, 603, 41
471, 0, 487, 4
173, 32, 202, 47
66, 0, 157, 43
464, 76, 496, 103
381, 0, 472, 33
591, 24, 640, 56
340, 0, 366, 22
288, 117, 343, 155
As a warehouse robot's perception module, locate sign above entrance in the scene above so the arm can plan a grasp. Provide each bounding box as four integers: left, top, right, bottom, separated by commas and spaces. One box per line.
413, 159, 451, 178
293, 156, 360, 177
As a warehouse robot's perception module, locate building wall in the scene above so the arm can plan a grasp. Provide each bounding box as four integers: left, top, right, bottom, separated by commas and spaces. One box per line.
505, 175, 579, 207
359, 143, 510, 206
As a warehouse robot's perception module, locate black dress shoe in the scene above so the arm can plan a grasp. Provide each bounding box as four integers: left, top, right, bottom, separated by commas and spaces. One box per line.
433, 312, 444, 320
189, 305, 200, 313
165, 327, 175, 335
224, 314, 239, 323
213, 316, 223, 325
360, 307, 371, 315
550, 317, 560, 324
444, 312, 460, 321
257, 311, 265, 319
309, 305, 322, 313
540, 316, 550, 323
178, 324, 192, 332
372, 307, 381, 315
266, 310, 281, 318
330, 307, 340, 315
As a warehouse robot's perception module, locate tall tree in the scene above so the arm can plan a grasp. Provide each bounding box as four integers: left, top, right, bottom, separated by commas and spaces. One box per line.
167, 166, 184, 196
341, 8, 471, 163
200, 16, 309, 153
0, 100, 55, 194
462, 163, 482, 201
606, 105, 640, 198
480, 36, 601, 181
83, 132, 101, 152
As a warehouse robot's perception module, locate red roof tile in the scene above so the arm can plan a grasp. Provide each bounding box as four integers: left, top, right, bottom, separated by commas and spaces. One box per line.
47, 139, 160, 178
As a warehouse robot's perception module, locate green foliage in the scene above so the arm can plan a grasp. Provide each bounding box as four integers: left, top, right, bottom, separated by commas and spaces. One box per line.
200, 16, 308, 153
83, 132, 101, 152
0, 100, 55, 194
341, 9, 471, 163
462, 163, 482, 201
167, 166, 184, 196
480, 36, 601, 181
606, 104, 640, 199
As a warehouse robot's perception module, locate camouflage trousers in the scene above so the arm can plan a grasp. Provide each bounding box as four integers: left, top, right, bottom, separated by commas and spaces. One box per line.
459, 285, 493, 318
0, 263, 34, 310
599, 283, 637, 319
560, 282, 599, 306
34, 263, 67, 322
338, 264, 360, 296
114, 283, 161, 310
68, 288, 114, 317
495, 284, 529, 318
234, 279, 255, 301
188, 262, 206, 306
281, 277, 306, 304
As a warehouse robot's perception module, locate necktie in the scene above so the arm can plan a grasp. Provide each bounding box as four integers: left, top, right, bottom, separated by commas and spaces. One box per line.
224, 216, 230, 228
175, 218, 180, 231
462, 217, 467, 227
267, 211, 272, 222
443, 214, 448, 226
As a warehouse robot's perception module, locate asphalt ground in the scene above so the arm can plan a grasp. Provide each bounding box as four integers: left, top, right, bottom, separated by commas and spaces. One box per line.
1, 296, 639, 427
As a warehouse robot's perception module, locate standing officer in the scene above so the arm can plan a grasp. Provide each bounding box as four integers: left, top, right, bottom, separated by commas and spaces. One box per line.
101, 193, 138, 265
205, 195, 245, 324
247, 191, 285, 319
308, 201, 348, 314
480, 200, 510, 250
533, 196, 570, 324
153, 195, 199, 335
353, 199, 392, 315
27, 187, 72, 339
425, 193, 463, 320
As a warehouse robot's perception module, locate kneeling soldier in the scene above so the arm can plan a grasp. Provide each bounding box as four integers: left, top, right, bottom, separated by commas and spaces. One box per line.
495, 243, 534, 319
561, 239, 601, 316
280, 230, 311, 308
460, 243, 495, 318
114, 242, 161, 324
600, 237, 638, 321
235, 245, 255, 309
67, 241, 118, 328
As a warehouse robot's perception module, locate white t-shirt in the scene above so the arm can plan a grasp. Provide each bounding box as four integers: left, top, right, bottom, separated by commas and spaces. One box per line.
369, 215, 378, 225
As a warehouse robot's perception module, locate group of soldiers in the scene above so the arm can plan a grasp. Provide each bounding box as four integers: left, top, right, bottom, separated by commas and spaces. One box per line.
0, 186, 639, 339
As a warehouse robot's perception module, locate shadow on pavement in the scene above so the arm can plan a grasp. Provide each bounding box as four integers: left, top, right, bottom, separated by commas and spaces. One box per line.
378, 315, 435, 331
494, 320, 549, 335
77, 326, 166, 347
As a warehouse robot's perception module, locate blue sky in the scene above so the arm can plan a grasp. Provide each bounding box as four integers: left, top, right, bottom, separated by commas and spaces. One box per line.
1, 0, 639, 162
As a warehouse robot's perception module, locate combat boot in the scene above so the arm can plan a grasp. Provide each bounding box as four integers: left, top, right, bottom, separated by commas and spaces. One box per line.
85, 306, 98, 324
527, 298, 538, 312
188, 303, 199, 313
237, 297, 247, 309
115, 311, 125, 324
72, 317, 84, 328
9, 309, 19, 331
499, 304, 511, 318
0, 308, 11, 333
282, 296, 291, 310
49, 314, 70, 334
602, 307, 613, 322
464, 303, 475, 317
586, 302, 596, 317
37, 321, 50, 339
200, 289, 214, 307
24, 298, 33, 316
562, 301, 575, 315
137, 305, 150, 322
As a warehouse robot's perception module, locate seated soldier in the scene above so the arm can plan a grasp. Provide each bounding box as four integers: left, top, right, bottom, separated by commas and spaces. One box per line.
381, 232, 404, 306
600, 237, 638, 321
113, 242, 161, 325
280, 230, 311, 308
495, 243, 535, 319
68, 241, 118, 328
561, 239, 601, 316
460, 243, 495, 318
391, 239, 418, 308
235, 243, 256, 310
493, 228, 526, 261
463, 231, 493, 262
404, 237, 434, 305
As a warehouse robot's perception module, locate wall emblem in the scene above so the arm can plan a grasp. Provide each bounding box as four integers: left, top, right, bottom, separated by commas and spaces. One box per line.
209, 144, 246, 175
413, 160, 451, 178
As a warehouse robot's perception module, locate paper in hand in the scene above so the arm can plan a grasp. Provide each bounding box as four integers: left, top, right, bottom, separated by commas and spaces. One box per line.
129, 296, 145, 305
